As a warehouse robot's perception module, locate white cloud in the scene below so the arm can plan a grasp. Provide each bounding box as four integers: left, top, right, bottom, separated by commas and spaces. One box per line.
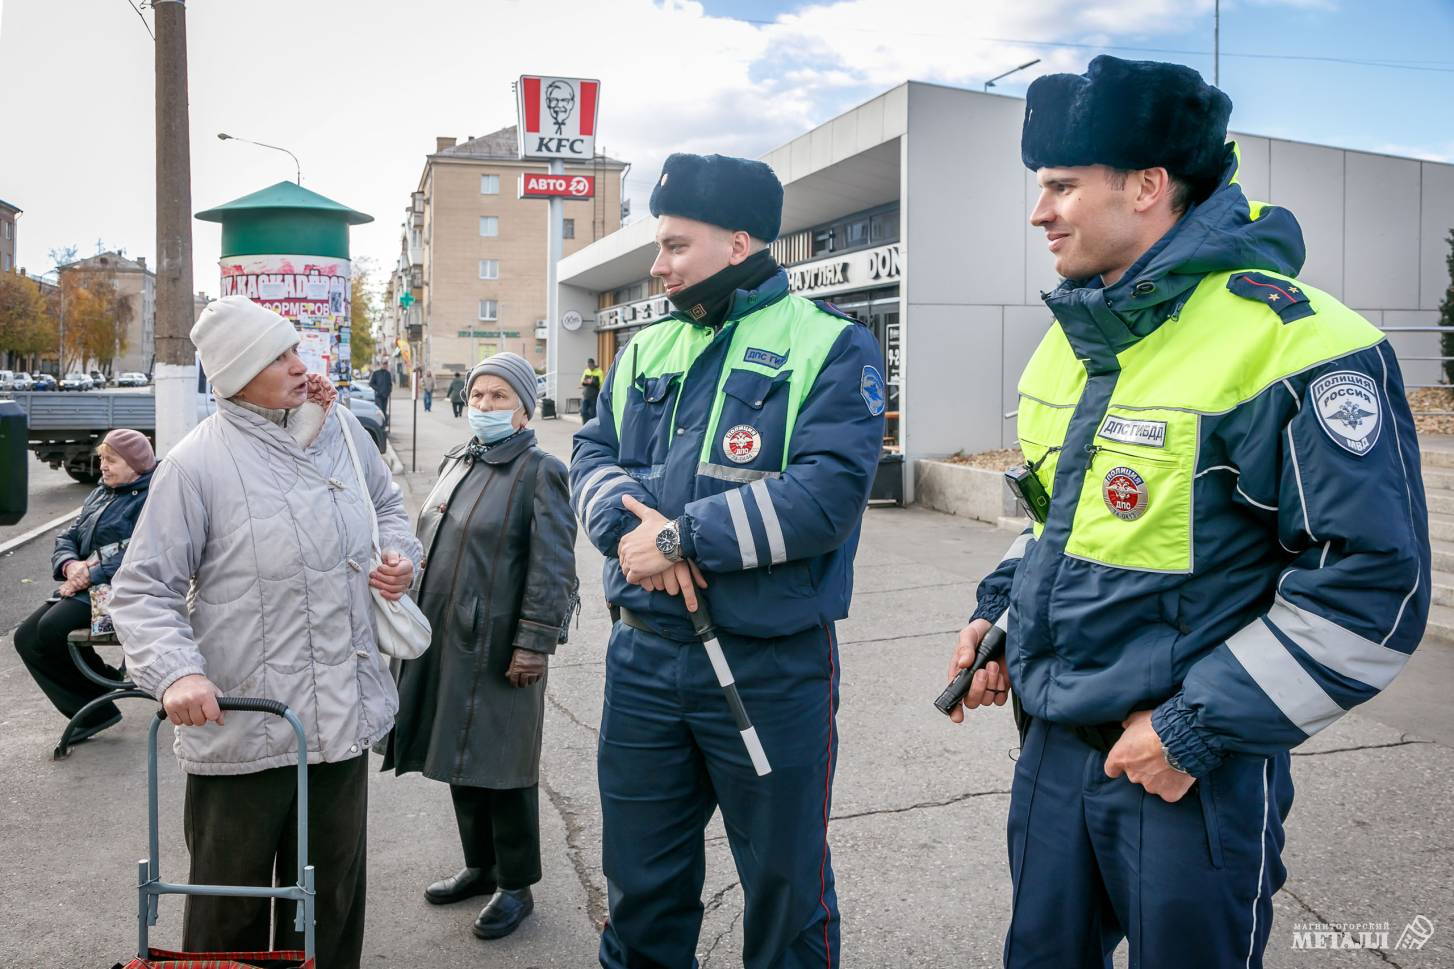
0, 0, 1419, 297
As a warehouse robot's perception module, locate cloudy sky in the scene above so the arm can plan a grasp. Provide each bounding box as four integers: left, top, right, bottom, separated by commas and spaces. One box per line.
2, 0, 1452, 294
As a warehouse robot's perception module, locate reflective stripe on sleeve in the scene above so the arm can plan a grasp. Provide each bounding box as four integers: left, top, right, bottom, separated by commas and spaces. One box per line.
1268, 596, 1411, 691
1226, 617, 1344, 737
574, 466, 622, 520
585, 478, 632, 531
749, 478, 788, 565
725, 488, 759, 570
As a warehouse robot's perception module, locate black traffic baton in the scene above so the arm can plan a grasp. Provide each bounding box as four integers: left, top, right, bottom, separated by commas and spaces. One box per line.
934, 611, 1009, 716
686, 597, 772, 776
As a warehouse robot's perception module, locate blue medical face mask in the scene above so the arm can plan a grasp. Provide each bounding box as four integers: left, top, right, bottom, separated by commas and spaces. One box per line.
468, 405, 518, 443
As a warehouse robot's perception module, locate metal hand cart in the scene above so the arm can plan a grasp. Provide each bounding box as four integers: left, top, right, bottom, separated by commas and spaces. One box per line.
114, 697, 316, 969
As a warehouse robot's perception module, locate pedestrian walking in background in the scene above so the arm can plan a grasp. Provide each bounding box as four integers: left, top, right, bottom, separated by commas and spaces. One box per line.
448, 371, 467, 418
578, 357, 603, 423
383, 351, 578, 942
423, 368, 435, 412
370, 361, 394, 424
110, 296, 421, 969
13, 428, 154, 743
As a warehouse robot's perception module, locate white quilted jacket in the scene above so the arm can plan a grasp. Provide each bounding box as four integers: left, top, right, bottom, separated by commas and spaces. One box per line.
111, 399, 422, 775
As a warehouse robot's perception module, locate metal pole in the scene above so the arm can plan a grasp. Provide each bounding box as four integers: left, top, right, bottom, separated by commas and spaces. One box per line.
411, 367, 418, 473
1214, 0, 1221, 86
153, 0, 198, 457
546, 158, 564, 404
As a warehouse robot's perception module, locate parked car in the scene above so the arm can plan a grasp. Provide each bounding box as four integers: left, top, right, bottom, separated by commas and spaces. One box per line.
88, 370, 110, 388
345, 386, 388, 454
0, 370, 15, 391
60, 372, 94, 391
31, 373, 57, 392
116, 371, 150, 387
10, 373, 35, 391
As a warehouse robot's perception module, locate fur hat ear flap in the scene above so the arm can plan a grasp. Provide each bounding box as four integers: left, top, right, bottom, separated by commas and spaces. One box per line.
1022, 55, 1232, 201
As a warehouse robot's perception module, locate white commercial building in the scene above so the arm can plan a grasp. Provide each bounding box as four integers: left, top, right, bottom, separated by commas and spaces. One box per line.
553, 81, 1454, 500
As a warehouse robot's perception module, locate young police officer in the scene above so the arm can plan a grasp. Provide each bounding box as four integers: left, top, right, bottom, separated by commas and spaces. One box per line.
572, 153, 884, 968
947, 56, 1430, 967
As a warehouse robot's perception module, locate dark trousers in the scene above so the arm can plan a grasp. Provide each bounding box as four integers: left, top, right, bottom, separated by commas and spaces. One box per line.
598, 622, 840, 969
13, 595, 119, 724
183, 755, 369, 968
450, 784, 542, 891
452, 400, 464, 418
1003, 718, 1294, 968
580, 394, 598, 423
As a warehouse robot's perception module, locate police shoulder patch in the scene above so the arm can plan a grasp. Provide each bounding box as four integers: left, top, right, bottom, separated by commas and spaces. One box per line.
860, 365, 886, 417
1311, 370, 1381, 456
1226, 272, 1316, 324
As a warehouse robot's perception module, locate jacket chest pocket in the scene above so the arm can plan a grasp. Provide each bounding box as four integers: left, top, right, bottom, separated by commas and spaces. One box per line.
1066, 409, 1197, 573
1016, 395, 1077, 537
618, 372, 683, 467
708, 369, 793, 472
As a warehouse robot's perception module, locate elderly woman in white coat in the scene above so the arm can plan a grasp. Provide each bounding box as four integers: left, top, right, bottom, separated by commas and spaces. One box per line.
110, 296, 421, 969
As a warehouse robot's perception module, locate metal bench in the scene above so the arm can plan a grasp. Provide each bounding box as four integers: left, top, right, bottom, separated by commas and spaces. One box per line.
53, 628, 154, 759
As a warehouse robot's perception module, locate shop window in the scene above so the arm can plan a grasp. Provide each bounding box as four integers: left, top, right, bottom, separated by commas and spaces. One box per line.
812, 227, 835, 256
843, 218, 869, 249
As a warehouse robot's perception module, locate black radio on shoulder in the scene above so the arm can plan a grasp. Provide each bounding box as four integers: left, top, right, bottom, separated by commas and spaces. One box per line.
1005, 465, 1050, 524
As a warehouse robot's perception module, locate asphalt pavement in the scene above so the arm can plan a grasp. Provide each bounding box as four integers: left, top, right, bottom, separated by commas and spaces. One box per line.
0, 394, 1448, 967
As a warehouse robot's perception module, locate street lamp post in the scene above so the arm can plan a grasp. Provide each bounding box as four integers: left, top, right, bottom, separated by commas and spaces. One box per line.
217, 133, 302, 184
984, 58, 1042, 92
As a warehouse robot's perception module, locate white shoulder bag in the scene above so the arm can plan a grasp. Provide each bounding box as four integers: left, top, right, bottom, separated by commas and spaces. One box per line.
337, 408, 433, 660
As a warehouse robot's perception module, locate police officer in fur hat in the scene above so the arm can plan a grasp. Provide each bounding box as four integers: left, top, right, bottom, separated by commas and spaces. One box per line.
571, 153, 885, 967
945, 55, 1428, 967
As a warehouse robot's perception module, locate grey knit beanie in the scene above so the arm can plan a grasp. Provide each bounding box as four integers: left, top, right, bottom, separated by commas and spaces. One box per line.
467, 351, 538, 417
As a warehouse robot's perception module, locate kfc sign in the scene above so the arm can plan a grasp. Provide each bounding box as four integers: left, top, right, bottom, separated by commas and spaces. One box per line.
521, 172, 596, 200
517, 75, 600, 161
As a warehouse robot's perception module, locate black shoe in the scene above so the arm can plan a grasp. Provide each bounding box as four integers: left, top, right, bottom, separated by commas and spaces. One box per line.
425, 867, 495, 905
68, 710, 122, 745
472, 887, 533, 940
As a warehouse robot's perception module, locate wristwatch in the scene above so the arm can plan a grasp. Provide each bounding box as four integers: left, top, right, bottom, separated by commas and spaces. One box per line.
656, 518, 683, 563
1163, 746, 1190, 776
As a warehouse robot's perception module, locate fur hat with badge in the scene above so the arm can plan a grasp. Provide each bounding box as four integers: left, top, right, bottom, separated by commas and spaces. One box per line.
649, 153, 784, 243
1021, 55, 1234, 203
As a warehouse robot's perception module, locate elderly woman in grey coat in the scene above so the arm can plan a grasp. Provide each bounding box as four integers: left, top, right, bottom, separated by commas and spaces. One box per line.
382, 351, 578, 942
110, 296, 421, 969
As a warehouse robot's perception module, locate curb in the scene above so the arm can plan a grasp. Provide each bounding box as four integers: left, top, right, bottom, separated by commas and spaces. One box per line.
0, 508, 82, 557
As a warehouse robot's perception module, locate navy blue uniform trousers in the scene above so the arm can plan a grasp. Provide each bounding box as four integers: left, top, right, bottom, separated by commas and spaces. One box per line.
598, 621, 840, 969
1004, 718, 1295, 968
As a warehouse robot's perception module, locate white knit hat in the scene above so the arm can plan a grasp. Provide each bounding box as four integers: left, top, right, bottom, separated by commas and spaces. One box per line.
191, 296, 301, 398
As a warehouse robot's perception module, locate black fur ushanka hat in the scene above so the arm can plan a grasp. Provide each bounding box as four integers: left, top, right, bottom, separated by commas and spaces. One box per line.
1021, 55, 1233, 200
649, 153, 784, 243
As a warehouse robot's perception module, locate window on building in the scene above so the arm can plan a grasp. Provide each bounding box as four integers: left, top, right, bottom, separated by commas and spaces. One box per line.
843, 218, 869, 249
812, 227, 835, 256
481, 174, 500, 195
479, 259, 500, 280
870, 210, 898, 244
479, 299, 498, 321
562, 218, 575, 240
410, 228, 421, 249
480, 216, 499, 237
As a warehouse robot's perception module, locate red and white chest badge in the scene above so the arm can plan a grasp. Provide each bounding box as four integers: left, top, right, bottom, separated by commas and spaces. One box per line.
1103, 466, 1149, 521
723, 424, 762, 464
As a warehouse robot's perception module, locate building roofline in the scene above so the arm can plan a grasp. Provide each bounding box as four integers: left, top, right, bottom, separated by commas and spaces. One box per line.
0, 198, 21, 215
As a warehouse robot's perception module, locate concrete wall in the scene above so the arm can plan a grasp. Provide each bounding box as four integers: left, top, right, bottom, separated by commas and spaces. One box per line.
554, 282, 602, 403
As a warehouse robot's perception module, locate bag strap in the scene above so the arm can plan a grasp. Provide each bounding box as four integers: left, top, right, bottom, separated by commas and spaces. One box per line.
336, 407, 382, 556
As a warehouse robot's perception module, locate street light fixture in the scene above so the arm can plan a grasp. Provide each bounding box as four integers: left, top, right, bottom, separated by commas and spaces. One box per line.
984, 58, 1042, 92
217, 132, 302, 184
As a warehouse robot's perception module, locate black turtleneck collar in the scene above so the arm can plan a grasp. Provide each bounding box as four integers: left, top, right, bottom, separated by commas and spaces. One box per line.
667, 249, 779, 328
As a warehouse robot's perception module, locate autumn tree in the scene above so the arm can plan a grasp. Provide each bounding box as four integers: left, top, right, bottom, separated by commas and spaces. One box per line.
58, 271, 132, 374
0, 272, 59, 369
351, 260, 379, 373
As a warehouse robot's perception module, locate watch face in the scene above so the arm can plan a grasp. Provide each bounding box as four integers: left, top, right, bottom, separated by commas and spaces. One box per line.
656, 526, 679, 557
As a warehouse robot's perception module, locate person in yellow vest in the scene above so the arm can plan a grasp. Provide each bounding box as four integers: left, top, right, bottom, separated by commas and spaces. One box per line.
946, 55, 1429, 967
579, 357, 604, 423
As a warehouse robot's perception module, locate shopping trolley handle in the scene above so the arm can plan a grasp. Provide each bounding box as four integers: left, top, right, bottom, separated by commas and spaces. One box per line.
153, 696, 289, 720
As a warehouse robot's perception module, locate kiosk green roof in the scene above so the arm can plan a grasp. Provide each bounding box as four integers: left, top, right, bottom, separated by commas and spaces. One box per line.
196, 181, 373, 260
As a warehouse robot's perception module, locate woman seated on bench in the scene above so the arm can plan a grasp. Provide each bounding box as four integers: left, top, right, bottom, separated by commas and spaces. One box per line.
12, 429, 155, 742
